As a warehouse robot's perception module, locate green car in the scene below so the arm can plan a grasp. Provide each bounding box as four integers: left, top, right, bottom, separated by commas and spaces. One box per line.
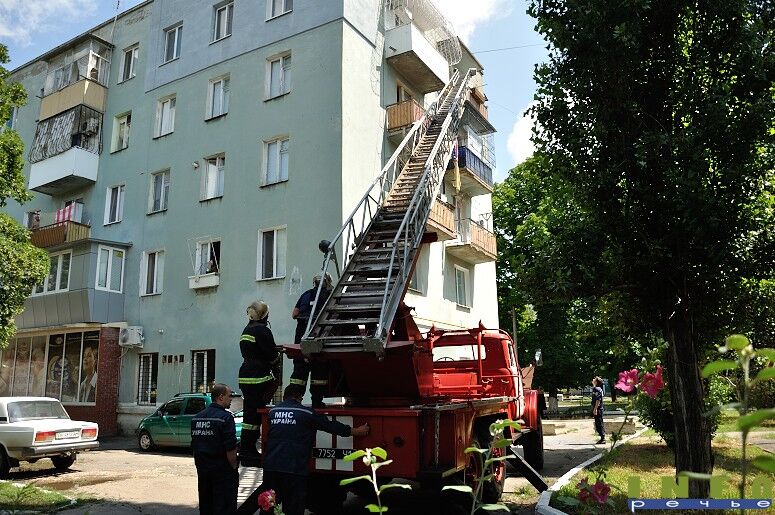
137, 393, 243, 451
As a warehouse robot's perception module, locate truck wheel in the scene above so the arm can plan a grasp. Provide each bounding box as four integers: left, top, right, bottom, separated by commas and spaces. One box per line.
138, 430, 155, 451
522, 417, 544, 471
0, 447, 9, 479
467, 433, 506, 505
307, 478, 346, 514
51, 454, 76, 471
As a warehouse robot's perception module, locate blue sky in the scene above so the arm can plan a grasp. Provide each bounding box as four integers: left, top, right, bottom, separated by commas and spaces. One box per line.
1, 0, 546, 181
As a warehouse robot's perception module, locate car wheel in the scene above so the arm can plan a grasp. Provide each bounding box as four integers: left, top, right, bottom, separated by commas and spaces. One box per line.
51, 454, 76, 471
138, 430, 155, 451
0, 447, 10, 479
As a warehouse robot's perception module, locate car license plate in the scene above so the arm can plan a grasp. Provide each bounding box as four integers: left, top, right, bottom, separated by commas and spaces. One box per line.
56, 431, 79, 440
313, 447, 353, 460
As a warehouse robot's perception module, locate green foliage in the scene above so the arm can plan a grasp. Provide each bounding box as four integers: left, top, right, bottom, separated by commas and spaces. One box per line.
339, 448, 409, 513
749, 378, 775, 409
0, 44, 48, 349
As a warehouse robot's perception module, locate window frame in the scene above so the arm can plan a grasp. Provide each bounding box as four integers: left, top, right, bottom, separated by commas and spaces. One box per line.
148, 169, 171, 214
212, 2, 234, 43
104, 184, 125, 225
201, 154, 225, 201
4, 106, 18, 131
256, 226, 287, 281
120, 45, 139, 83
31, 250, 73, 296
262, 136, 289, 186
454, 265, 470, 308
141, 250, 165, 297
163, 24, 183, 64
195, 239, 221, 275
206, 75, 230, 120
137, 353, 159, 406
266, 0, 293, 20
111, 112, 131, 152
191, 349, 216, 393
265, 52, 292, 99
95, 245, 125, 293
154, 95, 176, 138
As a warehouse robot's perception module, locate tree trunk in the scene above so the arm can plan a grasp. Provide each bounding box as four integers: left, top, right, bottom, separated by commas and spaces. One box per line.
663, 307, 713, 498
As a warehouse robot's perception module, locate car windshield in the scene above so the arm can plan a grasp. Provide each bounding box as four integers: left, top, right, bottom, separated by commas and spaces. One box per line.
7, 401, 70, 422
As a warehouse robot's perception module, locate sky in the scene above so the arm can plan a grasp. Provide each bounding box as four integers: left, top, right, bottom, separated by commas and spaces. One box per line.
0, 0, 547, 182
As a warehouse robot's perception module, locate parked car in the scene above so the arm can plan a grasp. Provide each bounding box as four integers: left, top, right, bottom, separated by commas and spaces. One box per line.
0, 397, 99, 477
137, 392, 243, 451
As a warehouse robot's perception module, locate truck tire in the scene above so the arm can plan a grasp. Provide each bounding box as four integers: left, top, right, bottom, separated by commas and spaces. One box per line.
51, 454, 76, 471
307, 477, 346, 514
0, 447, 9, 479
469, 431, 506, 504
522, 417, 544, 471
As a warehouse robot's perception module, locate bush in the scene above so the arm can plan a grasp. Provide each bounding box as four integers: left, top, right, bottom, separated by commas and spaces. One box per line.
749, 378, 775, 408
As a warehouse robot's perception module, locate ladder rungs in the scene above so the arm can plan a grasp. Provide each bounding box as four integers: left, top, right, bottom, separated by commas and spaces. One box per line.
318, 318, 379, 325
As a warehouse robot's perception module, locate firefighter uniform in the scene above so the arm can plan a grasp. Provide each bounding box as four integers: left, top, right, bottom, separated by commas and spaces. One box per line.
290, 285, 331, 407
191, 402, 238, 515
258, 399, 352, 515
239, 302, 279, 461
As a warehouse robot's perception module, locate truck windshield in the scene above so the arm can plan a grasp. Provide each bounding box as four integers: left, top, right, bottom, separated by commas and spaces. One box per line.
7, 401, 70, 422
433, 344, 487, 362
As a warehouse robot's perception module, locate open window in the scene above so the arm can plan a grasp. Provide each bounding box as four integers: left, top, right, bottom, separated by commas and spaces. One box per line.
188, 237, 221, 290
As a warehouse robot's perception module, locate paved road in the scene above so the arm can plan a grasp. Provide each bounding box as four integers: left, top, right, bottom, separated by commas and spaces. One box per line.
11, 419, 615, 514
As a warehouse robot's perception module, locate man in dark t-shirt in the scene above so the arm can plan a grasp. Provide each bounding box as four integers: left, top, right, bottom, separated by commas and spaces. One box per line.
591, 376, 605, 444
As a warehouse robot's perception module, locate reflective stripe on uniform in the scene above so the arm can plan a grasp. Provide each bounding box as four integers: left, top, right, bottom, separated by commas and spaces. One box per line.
238, 375, 273, 384
241, 423, 260, 430
289, 378, 307, 386
310, 379, 328, 386
240, 334, 256, 343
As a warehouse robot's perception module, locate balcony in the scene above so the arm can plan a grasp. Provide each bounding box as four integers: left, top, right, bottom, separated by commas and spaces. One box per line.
426, 199, 456, 241
189, 273, 220, 290
447, 146, 494, 196
40, 79, 107, 121
30, 221, 90, 249
446, 218, 497, 264
385, 23, 449, 93
386, 99, 425, 143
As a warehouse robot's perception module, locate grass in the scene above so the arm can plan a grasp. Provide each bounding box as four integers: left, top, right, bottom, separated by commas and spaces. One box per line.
0, 481, 74, 511
716, 410, 775, 433
550, 436, 775, 514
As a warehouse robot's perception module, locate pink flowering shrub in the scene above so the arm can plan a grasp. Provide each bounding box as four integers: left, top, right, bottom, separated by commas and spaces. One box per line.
615, 366, 665, 398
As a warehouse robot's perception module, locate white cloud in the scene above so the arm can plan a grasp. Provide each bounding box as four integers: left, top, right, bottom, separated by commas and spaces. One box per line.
432, 0, 512, 43
0, 0, 97, 46
507, 102, 537, 166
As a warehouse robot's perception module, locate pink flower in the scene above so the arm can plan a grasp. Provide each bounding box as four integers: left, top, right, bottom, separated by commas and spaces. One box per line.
615, 369, 639, 393
640, 365, 665, 398
591, 480, 611, 504
576, 477, 591, 503
258, 490, 276, 511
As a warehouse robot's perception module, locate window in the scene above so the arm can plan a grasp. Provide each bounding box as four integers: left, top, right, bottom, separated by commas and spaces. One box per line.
454, 265, 470, 307
96, 246, 125, 293
263, 137, 289, 185
155, 96, 176, 137
138, 353, 159, 405
3, 106, 18, 131
267, 54, 291, 98
257, 227, 286, 280
202, 155, 225, 200
32, 251, 72, 295
142, 250, 165, 296
207, 76, 230, 119
112, 112, 131, 151
196, 240, 221, 274
149, 170, 170, 213
120, 45, 139, 82
191, 349, 216, 393
397, 83, 411, 102
104, 185, 125, 225
213, 3, 234, 41
184, 396, 207, 414
267, 0, 292, 18
164, 24, 183, 63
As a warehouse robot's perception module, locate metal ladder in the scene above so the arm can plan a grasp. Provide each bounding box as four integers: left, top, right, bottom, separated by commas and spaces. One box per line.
301, 69, 476, 356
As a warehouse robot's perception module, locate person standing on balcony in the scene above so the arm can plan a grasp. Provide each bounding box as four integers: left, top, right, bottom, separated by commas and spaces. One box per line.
290, 274, 332, 407
239, 301, 280, 464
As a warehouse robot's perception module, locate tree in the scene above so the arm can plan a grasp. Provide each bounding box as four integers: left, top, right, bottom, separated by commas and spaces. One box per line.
0, 44, 48, 349
524, 0, 775, 496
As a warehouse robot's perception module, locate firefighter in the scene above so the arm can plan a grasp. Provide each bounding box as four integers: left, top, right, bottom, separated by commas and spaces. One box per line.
239, 300, 279, 463
290, 274, 332, 407
191, 383, 238, 515
257, 384, 369, 515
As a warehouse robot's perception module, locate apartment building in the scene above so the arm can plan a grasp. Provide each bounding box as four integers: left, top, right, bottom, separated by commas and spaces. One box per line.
2, 0, 498, 434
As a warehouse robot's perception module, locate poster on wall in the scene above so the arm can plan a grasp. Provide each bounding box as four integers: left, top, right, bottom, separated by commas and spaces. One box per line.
45, 334, 65, 398
60, 333, 81, 402
12, 338, 30, 396
0, 342, 15, 396
30, 336, 46, 397
79, 332, 99, 402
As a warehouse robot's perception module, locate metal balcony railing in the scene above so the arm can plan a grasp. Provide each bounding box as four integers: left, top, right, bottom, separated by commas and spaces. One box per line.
456, 218, 497, 258
28, 105, 102, 164
448, 146, 493, 187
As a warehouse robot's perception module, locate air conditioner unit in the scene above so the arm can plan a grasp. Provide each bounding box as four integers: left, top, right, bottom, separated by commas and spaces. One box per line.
80, 118, 99, 135
119, 326, 144, 348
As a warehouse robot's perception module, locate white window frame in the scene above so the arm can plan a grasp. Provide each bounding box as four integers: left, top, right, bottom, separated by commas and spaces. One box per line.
4, 106, 18, 131
206, 75, 230, 119
212, 2, 234, 42
31, 250, 72, 296
120, 45, 139, 82
141, 250, 165, 296
137, 353, 159, 405
111, 112, 131, 152
163, 24, 183, 63
155, 95, 176, 137
256, 226, 287, 281
195, 239, 221, 275
266, 0, 292, 19
266, 53, 291, 99
201, 154, 225, 200
148, 170, 170, 213
454, 265, 470, 308
191, 349, 216, 393
104, 185, 125, 225
95, 245, 125, 293
262, 136, 289, 186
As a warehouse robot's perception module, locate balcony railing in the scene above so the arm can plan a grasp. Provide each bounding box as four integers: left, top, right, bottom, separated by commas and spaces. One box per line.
448, 146, 493, 188
387, 99, 425, 131
29, 105, 102, 164
446, 218, 497, 263
43, 43, 111, 97
427, 199, 456, 240
30, 221, 91, 249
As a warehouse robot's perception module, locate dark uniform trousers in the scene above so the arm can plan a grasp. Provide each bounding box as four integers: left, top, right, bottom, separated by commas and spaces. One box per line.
195, 457, 239, 515
290, 318, 328, 407
191, 404, 239, 515
257, 471, 307, 515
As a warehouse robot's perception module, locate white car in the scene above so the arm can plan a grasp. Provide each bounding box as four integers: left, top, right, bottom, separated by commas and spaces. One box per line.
0, 397, 99, 477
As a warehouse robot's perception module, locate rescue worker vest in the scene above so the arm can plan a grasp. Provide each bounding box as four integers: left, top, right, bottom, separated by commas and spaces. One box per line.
238, 320, 278, 384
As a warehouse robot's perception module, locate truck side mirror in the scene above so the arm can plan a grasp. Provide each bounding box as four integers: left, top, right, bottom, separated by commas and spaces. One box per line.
534, 349, 543, 366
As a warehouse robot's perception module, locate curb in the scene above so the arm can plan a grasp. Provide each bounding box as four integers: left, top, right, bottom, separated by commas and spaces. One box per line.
534, 427, 649, 514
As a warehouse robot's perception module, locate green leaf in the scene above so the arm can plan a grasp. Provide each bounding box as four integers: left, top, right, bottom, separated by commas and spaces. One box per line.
464, 446, 487, 454
678, 471, 714, 480
344, 450, 366, 462
370, 447, 388, 460
701, 360, 738, 378
339, 475, 371, 486
365, 504, 387, 513
441, 485, 473, 494
725, 334, 750, 350
751, 455, 775, 473
737, 408, 775, 431
378, 483, 412, 493
372, 459, 393, 469
484, 456, 509, 466
753, 367, 775, 382
491, 438, 513, 449
756, 348, 775, 362
556, 496, 582, 507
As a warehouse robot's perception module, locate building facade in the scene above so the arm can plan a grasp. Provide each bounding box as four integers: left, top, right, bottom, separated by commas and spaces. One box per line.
2, 0, 498, 434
